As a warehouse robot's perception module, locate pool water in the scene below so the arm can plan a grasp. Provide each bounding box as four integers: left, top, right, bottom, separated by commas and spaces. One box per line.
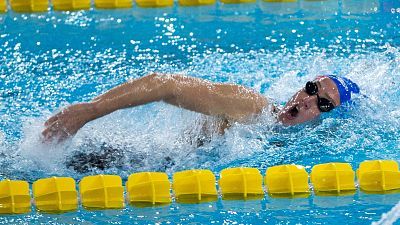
1, 0, 400, 224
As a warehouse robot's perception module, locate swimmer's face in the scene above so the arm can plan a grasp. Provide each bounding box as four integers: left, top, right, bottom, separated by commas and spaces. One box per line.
277, 76, 341, 126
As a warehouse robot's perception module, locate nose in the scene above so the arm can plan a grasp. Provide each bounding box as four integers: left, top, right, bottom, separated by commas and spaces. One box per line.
300, 95, 318, 110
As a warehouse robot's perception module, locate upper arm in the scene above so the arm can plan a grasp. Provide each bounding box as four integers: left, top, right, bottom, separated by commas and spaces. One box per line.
203, 83, 268, 121
162, 74, 269, 122
212, 83, 269, 121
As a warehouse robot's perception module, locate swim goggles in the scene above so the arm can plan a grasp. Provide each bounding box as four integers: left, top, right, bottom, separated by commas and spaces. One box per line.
305, 81, 335, 112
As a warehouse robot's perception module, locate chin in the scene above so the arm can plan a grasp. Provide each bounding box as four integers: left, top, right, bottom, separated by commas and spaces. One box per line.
278, 112, 299, 126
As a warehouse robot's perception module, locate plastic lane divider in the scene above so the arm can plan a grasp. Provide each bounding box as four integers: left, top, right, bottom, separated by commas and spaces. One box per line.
0, 0, 6, 13
33, 177, 78, 212
265, 165, 309, 197
219, 167, 264, 200
0, 180, 31, 214
52, 0, 91, 11
80, 175, 124, 209
10, 0, 49, 12
173, 169, 218, 203
263, 0, 296, 2
220, 0, 255, 4
3, 159, 400, 215
357, 160, 400, 193
94, 0, 132, 9
311, 163, 356, 195
135, 0, 173, 8
126, 172, 171, 206
178, 0, 215, 7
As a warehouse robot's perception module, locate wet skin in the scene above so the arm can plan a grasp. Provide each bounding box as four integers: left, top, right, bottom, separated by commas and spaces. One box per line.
42, 74, 341, 142
277, 76, 341, 126
42, 73, 268, 142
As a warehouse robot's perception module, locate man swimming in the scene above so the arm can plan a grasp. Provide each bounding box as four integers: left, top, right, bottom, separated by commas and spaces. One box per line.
42, 73, 360, 142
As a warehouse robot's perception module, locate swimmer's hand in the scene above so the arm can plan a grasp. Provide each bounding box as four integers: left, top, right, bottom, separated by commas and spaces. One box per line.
42, 103, 97, 142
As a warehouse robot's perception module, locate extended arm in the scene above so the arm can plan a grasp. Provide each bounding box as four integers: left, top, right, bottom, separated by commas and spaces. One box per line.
42, 73, 269, 141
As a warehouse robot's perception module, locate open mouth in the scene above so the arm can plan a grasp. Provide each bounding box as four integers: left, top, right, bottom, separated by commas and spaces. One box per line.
287, 105, 299, 120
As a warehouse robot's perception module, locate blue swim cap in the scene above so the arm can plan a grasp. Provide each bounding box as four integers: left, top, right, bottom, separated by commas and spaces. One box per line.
326, 75, 360, 104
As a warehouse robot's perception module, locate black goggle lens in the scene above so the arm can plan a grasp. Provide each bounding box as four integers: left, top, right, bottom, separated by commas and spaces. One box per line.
317, 96, 335, 112
305, 81, 335, 113
305, 81, 318, 95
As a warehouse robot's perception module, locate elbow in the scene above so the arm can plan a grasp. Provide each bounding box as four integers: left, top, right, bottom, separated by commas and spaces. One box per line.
146, 72, 178, 102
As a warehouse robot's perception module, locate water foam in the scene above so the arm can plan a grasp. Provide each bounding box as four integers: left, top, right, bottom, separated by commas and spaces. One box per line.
1, 44, 398, 183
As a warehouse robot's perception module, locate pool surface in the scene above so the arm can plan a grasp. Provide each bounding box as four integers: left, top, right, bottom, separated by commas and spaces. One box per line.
1, 0, 400, 224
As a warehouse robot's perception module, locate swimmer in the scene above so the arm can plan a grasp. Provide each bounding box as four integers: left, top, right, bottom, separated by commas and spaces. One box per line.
42, 73, 360, 142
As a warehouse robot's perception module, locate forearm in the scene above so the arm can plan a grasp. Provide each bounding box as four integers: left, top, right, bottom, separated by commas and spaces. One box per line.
43, 73, 173, 141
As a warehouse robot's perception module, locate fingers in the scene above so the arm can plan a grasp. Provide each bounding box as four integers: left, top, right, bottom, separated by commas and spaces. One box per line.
41, 121, 70, 143
41, 128, 68, 143
41, 127, 51, 140
45, 108, 69, 126
43, 112, 66, 142
42, 123, 59, 142
44, 113, 60, 127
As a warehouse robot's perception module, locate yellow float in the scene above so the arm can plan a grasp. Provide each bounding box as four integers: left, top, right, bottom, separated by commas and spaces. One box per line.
265, 164, 309, 197
173, 169, 217, 203
311, 163, 356, 195
126, 172, 171, 205
94, 0, 132, 9
52, 0, 91, 11
179, 0, 215, 6
219, 167, 264, 199
136, 0, 173, 8
79, 175, 124, 209
357, 160, 400, 192
0, 180, 31, 214
32, 177, 78, 212
220, 0, 255, 4
10, 0, 48, 12
0, 0, 6, 12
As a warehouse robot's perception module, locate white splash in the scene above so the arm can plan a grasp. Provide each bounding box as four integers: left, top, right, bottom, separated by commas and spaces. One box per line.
372, 201, 400, 225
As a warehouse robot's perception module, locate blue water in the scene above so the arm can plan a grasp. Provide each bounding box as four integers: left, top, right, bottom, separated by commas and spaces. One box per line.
1, 0, 400, 224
